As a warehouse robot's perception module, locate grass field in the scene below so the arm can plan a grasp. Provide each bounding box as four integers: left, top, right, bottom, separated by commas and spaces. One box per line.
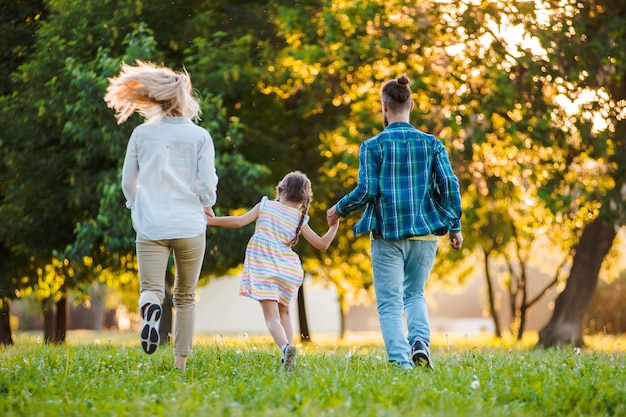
1, 331, 624, 416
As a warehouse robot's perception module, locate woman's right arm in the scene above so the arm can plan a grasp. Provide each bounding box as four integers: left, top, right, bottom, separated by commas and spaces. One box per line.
207, 203, 261, 228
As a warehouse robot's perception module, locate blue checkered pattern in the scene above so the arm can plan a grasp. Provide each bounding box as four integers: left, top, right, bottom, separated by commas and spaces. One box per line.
336, 122, 462, 240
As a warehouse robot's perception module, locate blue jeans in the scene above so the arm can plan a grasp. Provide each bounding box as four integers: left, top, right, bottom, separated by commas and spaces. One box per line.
371, 237, 438, 369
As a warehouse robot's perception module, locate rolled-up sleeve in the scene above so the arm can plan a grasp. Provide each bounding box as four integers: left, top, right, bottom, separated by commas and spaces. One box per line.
433, 144, 462, 232
336, 143, 378, 217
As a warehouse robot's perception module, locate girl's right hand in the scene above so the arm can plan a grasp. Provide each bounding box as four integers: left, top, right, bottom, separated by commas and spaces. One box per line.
326, 205, 340, 226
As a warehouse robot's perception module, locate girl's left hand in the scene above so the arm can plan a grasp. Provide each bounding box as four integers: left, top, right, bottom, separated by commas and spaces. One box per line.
204, 206, 215, 224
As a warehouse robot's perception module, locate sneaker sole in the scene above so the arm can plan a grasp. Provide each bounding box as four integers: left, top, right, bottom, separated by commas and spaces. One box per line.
283, 346, 297, 372
412, 350, 433, 370
140, 304, 162, 355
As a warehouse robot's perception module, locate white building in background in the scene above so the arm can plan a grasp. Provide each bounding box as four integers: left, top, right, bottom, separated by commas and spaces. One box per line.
192, 230, 616, 337
195, 276, 341, 334
194, 275, 497, 337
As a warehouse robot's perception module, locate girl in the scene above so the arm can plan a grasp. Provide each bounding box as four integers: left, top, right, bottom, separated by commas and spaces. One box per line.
207, 171, 339, 371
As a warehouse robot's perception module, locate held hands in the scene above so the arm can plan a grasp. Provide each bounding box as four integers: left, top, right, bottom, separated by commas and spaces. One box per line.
204, 206, 215, 225
327, 203, 462, 249
326, 205, 341, 226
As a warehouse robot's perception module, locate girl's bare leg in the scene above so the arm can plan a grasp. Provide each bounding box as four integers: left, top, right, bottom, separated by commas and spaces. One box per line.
260, 300, 289, 348
261, 300, 297, 371
278, 303, 293, 344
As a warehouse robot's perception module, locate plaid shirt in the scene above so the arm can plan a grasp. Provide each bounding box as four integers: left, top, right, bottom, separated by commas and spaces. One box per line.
336, 122, 462, 240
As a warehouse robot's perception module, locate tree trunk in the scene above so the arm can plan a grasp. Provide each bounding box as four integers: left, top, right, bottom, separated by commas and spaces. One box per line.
42, 289, 68, 344
53, 292, 68, 343
159, 268, 173, 345
483, 249, 502, 337
0, 299, 14, 346
338, 293, 346, 341
297, 284, 311, 343
42, 298, 56, 343
516, 262, 528, 341
517, 302, 528, 341
537, 218, 617, 347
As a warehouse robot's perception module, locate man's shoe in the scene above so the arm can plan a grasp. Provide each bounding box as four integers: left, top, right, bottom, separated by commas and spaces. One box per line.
411, 340, 434, 370
140, 303, 162, 355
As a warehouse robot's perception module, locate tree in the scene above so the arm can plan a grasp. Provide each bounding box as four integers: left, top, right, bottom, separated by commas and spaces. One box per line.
523, 0, 626, 347
0, 0, 46, 345
539, 218, 616, 346
0, 0, 269, 343
439, 0, 625, 345
5, 0, 622, 348
259, 0, 474, 338
0, 0, 45, 96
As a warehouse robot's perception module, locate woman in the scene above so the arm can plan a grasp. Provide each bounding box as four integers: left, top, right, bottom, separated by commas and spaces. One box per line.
104, 60, 218, 371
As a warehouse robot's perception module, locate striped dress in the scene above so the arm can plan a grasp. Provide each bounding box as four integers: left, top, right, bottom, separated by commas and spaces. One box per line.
239, 196, 309, 306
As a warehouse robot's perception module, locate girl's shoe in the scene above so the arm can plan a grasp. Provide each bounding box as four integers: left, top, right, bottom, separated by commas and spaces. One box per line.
282, 345, 297, 372
140, 303, 162, 355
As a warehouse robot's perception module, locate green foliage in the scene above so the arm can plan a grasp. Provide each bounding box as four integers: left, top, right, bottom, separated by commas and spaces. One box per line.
0, 336, 624, 416
2, 0, 626, 345
1, 0, 154, 299
0, 0, 272, 307
0, 0, 45, 96
517, 0, 626, 225
183, 1, 323, 182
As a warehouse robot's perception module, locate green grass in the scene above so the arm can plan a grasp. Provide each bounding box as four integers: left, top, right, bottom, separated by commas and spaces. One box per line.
1, 331, 624, 417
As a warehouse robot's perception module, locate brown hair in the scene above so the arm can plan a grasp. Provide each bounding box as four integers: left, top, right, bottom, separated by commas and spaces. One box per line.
381, 74, 412, 113
103, 60, 201, 124
276, 171, 313, 247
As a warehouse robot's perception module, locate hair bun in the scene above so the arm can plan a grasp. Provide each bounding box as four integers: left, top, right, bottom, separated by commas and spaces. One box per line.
397, 74, 410, 87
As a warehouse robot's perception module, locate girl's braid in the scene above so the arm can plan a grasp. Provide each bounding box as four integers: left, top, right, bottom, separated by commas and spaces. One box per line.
289, 195, 310, 247
277, 171, 312, 247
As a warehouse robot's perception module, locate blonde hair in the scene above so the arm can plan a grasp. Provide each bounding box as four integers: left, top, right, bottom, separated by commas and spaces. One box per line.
104, 60, 201, 124
276, 171, 313, 247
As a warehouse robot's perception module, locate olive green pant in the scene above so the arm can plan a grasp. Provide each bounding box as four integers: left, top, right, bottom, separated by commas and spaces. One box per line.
136, 233, 206, 357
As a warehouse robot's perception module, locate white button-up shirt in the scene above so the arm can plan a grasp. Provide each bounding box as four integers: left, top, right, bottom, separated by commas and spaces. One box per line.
121, 117, 218, 240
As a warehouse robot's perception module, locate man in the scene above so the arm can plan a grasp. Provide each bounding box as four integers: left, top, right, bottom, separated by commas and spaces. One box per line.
327, 74, 463, 370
